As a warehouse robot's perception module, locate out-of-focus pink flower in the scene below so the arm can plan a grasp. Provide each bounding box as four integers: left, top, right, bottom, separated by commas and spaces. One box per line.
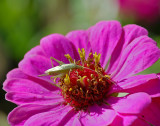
3, 21, 160, 126
118, 0, 160, 23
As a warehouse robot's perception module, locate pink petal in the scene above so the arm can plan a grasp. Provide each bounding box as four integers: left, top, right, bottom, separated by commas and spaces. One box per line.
65, 117, 82, 126
89, 21, 122, 68
115, 74, 160, 97
116, 74, 157, 89
80, 104, 116, 126
19, 55, 52, 83
122, 24, 148, 48
119, 114, 138, 126
131, 97, 160, 126
40, 33, 80, 64
66, 30, 91, 58
6, 92, 63, 105
112, 36, 160, 80
110, 114, 138, 126
131, 118, 150, 126
8, 103, 64, 126
107, 24, 148, 74
4, 69, 58, 92
107, 92, 151, 114
136, 97, 160, 126
23, 105, 76, 126
4, 72, 62, 105
3, 78, 57, 93
24, 45, 46, 58
6, 68, 28, 79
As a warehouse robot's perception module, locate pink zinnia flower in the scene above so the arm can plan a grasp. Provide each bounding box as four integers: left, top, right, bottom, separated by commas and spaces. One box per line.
118, 0, 160, 23
3, 21, 160, 126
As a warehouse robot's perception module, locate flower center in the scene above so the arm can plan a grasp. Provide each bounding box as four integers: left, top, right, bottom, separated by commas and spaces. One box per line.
56, 49, 114, 110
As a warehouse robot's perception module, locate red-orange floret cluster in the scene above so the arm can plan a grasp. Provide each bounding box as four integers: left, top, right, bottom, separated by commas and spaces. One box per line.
57, 49, 114, 110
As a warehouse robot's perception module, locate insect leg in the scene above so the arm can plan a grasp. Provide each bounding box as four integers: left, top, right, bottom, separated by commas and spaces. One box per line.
38, 73, 48, 77
50, 73, 66, 82
50, 76, 61, 88
50, 76, 56, 82
50, 57, 64, 66
50, 57, 54, 67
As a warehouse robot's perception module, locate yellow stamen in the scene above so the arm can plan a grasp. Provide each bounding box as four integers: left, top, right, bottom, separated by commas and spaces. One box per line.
64, 54, 74, 63
90, 74, 94, 78
80, 87, 83, 93
64, 74, 70, 85
105, 75, 111, 79
93, 52, 101, 65
89, 52, 92, 57
77, 76, 87, 86
69, 88, 72, 91
87, 52, 93, 62
78, 48, 86, 64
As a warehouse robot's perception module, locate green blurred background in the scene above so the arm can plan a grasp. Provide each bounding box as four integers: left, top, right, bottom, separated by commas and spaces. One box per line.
0, 0, 160, 125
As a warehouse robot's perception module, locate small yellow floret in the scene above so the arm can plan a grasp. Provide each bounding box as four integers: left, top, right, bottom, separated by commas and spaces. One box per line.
77, 76, 87, 86
64, 74, 70, 85
78, 48, 86, 64
69, 88, 72, 91
89, 52, 92, 57
93, 52, 101, 65
64, 54, 73, 63
80, 87, 83, 93
90, 74, 94, 78
105, 75, 111, 79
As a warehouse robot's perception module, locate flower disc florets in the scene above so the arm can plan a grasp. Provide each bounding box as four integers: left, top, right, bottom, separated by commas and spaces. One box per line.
57, 49, 114, 110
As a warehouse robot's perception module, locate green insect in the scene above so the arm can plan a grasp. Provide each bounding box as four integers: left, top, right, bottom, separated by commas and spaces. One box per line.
38, 57, 84, 78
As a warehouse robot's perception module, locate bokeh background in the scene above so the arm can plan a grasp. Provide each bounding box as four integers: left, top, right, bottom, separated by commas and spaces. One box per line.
0, 0, 160, 125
